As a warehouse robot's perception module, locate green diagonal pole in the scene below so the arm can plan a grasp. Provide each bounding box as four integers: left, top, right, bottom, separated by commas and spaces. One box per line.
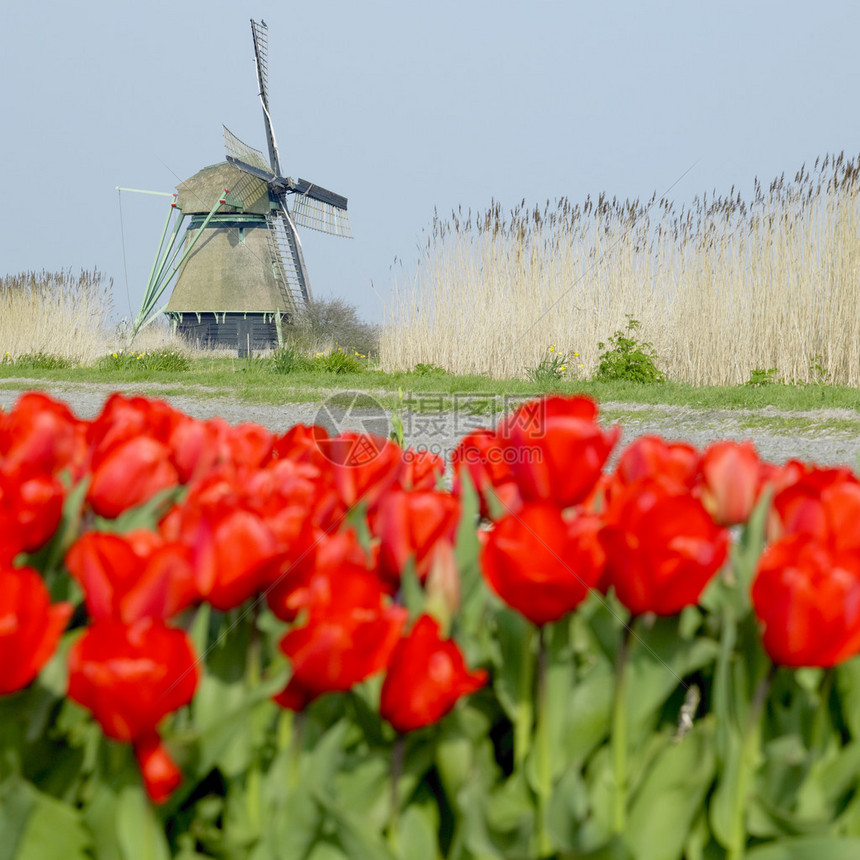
145, 208, 187, 313
133, 190, 228, 334
140, 195, 178, 315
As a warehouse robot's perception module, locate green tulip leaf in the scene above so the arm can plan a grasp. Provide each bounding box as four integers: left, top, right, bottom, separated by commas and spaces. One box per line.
397, 804, 441, 860
116, 784, 171, 860
562, 660, 614, 762
313, 789, 397, 860
624, 721, 717, 860
625, 618, 720, 742
746, 838, 860, 860
836, 657, 860, 739
5, 782, 92, 860
452, 469, 485, 632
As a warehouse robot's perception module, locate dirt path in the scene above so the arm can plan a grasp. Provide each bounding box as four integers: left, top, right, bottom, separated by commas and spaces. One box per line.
2, 379, 859, 468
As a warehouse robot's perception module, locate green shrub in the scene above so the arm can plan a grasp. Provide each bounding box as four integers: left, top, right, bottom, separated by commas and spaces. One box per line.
314, 347, 365, 374
287, 297, 380, 359
270, 347, 315, 375
526, 346, 569, 385
594, 317, 665, 383
745, 367, 781, 386
411, 362, 449, 376
3, 351, 73, 370
99, 348, 190, 372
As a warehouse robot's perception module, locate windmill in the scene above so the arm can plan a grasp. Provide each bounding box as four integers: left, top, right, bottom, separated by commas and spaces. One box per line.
133, 18, 351, 354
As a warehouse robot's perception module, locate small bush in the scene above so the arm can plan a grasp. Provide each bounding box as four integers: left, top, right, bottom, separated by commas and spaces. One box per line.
287, 297, 380, 359
270, 347, 315, 375
99, 348, 190, 372
594, 317, 665, 383
411, 362, 449, 376
2, 351, 73, 370
526, 346, 569, 385
745, 367, 781, 386
314, 348, 365, 374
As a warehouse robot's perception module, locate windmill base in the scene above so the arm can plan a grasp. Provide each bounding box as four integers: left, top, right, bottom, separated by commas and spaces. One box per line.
167, 312, 287, 357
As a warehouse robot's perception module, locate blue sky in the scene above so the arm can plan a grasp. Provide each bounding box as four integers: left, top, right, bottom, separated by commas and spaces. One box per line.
2, 1, 859, 324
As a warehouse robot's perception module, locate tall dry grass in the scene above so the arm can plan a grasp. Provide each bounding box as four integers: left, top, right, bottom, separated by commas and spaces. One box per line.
0, 269, 113, 364
382, 152, 860, 385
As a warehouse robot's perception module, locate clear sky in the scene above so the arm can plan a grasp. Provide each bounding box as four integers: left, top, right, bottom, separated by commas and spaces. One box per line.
2, 1, 859, 325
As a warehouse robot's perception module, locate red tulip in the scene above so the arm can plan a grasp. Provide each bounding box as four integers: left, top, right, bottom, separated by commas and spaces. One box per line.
399, 449, 445, 490
65, 530, 196, 623
168, 417, 273, 483
0, 392, 86, 479
480, 503, 605, 626
380, 615, 487, 733
133, 733, 184, 805
499, 396, 620, 508
752, 534, 860, 667
451, 429, 521, 519
319, 432, 404, 511
0, 468, 65, 563
273, 565, 407, 711
67, 618, 198, 803
160, 483, 279, 611
606, 435, 699, 502
0, 565, 72, 695
86, 393, 183, 457
265, 529, 373, 623
67, 618, 199, 743
698, 440, 764, 526
768, 467, 860, 550
271, 423, 331, 468
600, 477, 730, 616
87, 435, 179, 519
371, 489, 461, 590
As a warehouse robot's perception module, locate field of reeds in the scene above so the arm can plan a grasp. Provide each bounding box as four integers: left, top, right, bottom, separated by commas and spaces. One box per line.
0, 269, 115, 365
381, 152, 860, 386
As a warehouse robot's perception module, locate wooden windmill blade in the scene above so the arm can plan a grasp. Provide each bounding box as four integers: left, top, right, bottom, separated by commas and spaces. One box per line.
223, 126, 272, 175
290, 179, 353, 239
250, 18, 282, 176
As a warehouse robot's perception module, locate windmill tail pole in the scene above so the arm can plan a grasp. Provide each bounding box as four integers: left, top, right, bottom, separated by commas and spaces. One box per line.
115, 187, 176, 198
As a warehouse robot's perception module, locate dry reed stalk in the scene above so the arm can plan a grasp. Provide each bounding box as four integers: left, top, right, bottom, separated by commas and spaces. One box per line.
0, 269, 112, 364
381, 153, 860, 386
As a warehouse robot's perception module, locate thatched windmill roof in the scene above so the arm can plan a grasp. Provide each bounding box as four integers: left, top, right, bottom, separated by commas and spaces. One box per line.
165, 163, 288, 315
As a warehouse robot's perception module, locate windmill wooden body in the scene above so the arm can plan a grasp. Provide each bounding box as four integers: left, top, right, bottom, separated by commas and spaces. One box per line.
134, 19, 351, 354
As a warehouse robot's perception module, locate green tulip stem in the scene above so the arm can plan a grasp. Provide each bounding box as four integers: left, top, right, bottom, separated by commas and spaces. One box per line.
514, 623, 535, 770
612, 620, 634, 835
289, 711, 305, 790
536, 624, 553, 857
388, 733, 405, 852
246, 601, 262, 834
728, 662, 776, 860
811, 667, 835, 754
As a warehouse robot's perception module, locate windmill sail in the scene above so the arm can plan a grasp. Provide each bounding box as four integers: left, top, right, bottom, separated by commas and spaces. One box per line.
223, 126, 271, 174
291, 185, 353, 238
250, 18, 282, 175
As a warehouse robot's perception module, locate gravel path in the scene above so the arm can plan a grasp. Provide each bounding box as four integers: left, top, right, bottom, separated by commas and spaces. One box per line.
2, 380, 859, 469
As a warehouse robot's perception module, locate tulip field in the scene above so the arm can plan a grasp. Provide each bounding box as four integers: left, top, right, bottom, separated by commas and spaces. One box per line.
4, 390, 860, 858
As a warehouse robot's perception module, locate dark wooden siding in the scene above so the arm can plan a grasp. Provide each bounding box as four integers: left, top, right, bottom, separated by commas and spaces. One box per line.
170, 312, 280, 356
